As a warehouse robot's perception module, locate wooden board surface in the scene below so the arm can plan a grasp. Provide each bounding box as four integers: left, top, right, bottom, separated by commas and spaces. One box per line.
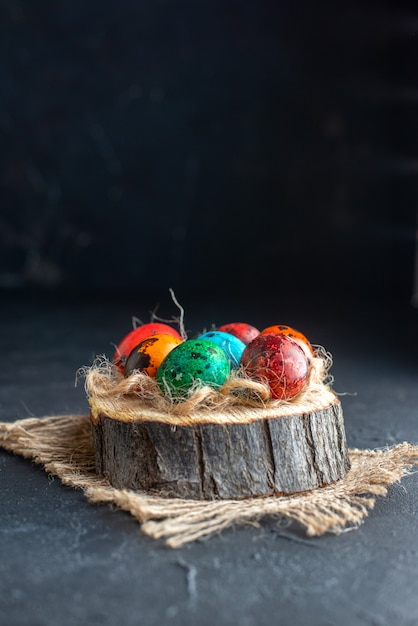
92, 399, 350, 499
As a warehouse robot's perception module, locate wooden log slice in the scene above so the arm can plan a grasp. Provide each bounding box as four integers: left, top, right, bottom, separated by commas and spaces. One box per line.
90, 393, 350, 500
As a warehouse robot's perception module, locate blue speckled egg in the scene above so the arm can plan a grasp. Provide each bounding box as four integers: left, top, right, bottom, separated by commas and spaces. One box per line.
156, 338, 230, 399
197, 331, 246, 368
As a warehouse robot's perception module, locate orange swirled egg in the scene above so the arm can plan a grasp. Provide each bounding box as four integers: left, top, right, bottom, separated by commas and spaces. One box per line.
124, 333, 183, 378
114, 322, 182, 372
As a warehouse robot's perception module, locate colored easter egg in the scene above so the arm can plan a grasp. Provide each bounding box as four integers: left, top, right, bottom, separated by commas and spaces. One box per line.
240, 333, 310, 400
260, 324, 313, 359
217, 322, 260, 345
197, 331, 246, 368
114, 322, 182, 372
124, 333, 183, 378
156, 339, 230, 399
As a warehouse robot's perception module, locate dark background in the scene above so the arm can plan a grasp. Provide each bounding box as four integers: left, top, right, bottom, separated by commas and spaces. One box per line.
1, 0, 416, 316
2, 4, 418, 625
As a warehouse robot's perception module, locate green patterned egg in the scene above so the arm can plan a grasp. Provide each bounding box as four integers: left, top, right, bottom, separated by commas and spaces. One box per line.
156, 338, 230, 399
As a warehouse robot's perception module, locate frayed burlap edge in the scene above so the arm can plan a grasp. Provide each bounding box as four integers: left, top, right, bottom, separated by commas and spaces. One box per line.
1, 414, 418, 548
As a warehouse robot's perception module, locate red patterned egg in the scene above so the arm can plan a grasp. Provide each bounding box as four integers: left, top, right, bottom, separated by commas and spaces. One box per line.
240, 333, 310, 400
217, 322, 259, 345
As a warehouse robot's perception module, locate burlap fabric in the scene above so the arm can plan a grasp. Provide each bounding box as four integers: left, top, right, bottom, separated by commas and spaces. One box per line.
1, 414, 417, 548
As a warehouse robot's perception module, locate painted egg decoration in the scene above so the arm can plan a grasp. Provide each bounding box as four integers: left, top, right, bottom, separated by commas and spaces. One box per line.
114, 322, 182, 372
124, 333, 183, 378
217, 322, 260, 345
240, 333, 310, 400
197, 331, 246, 368
156, 339, 230, 399
260, 324, 313, 360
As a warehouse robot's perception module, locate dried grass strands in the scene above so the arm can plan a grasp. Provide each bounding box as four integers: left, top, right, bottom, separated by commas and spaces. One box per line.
84, 350, 336, 426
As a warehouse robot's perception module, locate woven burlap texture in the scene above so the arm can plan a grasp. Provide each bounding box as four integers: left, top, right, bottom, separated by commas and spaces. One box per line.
1, 414, 417, 548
